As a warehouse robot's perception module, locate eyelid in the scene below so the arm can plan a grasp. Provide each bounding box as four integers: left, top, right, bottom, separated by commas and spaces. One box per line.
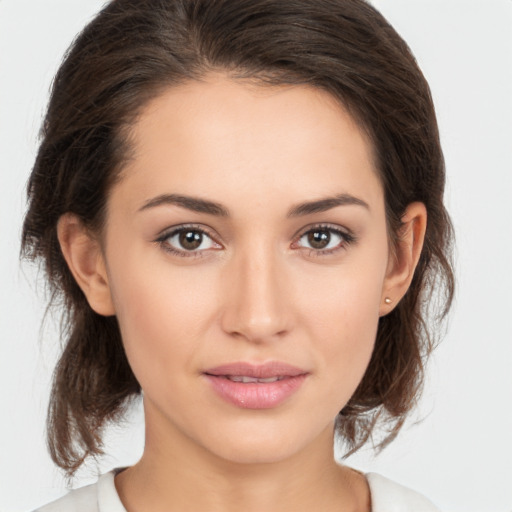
154, 222, 356, 258
155, 223, 223, 257
156, 223, 218, 240
291, 223, 356, 254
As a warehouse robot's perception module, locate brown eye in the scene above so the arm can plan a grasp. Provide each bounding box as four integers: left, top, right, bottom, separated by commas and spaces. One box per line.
179, 230, 203, 250
295, 226, 353, 254
160, 226, 219, 255
307, 230, 331, 249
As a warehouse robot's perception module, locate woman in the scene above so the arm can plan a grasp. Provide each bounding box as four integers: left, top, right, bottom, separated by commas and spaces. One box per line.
22, 0, 454, 510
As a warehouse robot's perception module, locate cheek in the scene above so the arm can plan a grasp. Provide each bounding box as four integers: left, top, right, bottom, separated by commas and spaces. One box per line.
105, 255, 216, 385
298, 260, 385, 391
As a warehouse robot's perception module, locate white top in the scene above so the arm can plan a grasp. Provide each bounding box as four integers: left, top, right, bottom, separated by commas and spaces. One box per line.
34, 470, 440, 512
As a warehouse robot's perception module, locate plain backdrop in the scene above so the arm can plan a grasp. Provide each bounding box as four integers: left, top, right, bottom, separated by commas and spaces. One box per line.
1, 1, 511, 511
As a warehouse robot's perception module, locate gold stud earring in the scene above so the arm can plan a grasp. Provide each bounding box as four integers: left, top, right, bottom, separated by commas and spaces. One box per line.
384, 297, 392, 304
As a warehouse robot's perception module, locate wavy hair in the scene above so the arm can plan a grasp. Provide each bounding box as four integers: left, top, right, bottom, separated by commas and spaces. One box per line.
22, 0, 454, 476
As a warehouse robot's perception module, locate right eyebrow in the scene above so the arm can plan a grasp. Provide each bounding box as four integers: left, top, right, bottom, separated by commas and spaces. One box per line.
138, 194, 230, 217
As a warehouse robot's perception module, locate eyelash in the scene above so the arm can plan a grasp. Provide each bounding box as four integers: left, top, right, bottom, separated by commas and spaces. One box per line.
155, 224, 356, 258
292, 224, 356, 257
155, 224, 220, 258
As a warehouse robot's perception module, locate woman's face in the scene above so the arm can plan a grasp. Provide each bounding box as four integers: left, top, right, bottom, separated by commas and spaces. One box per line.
101, 75, 392, 464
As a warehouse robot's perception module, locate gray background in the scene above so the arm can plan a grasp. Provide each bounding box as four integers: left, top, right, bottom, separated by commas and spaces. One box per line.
1, 1, 511, 510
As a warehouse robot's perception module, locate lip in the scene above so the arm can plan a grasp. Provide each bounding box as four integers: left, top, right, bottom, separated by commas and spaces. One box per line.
203, 362, 309, 409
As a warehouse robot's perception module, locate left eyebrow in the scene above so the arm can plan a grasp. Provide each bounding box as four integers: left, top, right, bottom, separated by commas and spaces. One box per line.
287, 194, 370, 217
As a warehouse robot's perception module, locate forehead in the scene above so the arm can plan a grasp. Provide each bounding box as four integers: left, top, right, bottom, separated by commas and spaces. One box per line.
115, 74, 382, 215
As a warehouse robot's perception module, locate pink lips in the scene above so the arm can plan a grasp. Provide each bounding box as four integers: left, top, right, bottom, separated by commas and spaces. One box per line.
204, 362, 308, 409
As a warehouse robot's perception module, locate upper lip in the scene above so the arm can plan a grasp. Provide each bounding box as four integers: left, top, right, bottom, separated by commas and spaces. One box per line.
204, 361, 308, 378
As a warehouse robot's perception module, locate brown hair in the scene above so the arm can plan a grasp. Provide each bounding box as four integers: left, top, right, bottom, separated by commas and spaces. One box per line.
22, 0, 454, 476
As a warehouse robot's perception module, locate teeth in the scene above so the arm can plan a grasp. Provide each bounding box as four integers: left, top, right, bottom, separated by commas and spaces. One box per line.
227, 375, 281, 383
258, 377, 280, 383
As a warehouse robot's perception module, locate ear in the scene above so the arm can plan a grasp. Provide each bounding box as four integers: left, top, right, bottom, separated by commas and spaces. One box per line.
379, 202, 427, 316
57, 213, 116, 316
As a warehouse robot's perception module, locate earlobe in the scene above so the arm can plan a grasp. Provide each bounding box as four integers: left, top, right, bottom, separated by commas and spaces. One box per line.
57, 213, 116, 316
379, 202, 427, 316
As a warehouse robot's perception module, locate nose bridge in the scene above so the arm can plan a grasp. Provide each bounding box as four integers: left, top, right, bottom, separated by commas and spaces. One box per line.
221, 239, 290, 342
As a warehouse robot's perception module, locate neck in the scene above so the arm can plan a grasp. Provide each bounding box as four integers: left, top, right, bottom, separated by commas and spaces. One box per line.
115, 405, 369, 512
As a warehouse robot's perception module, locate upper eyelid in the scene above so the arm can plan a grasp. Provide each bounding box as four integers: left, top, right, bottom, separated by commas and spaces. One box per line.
157, 223, 218, 241
155, 223, 354, 249
292, 225, 356, 254
156, 225, 222, 258
293, 223, 354, 240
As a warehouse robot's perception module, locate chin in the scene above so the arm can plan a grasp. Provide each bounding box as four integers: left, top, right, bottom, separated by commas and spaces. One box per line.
214, 443, 301, 466
198, 419, 334, 466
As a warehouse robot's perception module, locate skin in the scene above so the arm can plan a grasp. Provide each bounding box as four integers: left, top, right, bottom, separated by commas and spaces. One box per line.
58, 74, 426, 512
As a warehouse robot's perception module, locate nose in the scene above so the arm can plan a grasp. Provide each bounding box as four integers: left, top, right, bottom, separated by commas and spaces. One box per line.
220, 243, 292, 344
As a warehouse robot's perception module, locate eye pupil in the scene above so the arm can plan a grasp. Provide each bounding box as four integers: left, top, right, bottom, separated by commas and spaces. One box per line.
179, 230, 202, 250
308, 230, 330, 249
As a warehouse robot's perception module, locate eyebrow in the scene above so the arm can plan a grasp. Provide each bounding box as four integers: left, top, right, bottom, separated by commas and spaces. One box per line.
138, 192, 369, 217
286, 194, 369, 217
139, 194, 230, 216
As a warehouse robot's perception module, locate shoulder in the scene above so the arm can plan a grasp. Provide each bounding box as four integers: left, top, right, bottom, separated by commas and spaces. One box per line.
366, 473, 441, 512
33, 468, 439, 512
33, 471, 126, 512
33, 482, 98, 512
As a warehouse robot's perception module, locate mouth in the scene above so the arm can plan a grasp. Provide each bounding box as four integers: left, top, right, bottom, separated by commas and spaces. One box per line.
203, 362, 309, 409
204, 361, 307, 379
221, 375, 286, 383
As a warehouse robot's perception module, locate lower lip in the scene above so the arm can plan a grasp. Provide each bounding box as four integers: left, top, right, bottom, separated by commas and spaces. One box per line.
204, 374, 307, 409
